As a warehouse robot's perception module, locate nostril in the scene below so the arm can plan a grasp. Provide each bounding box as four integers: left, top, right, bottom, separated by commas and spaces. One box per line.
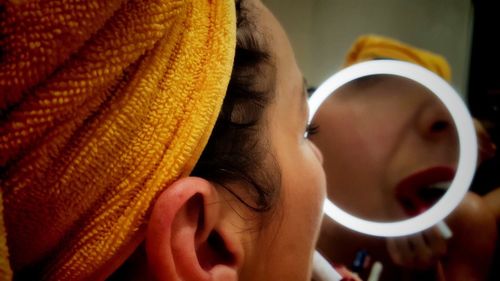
430, 120, 450, 133
416, 101, 455, 140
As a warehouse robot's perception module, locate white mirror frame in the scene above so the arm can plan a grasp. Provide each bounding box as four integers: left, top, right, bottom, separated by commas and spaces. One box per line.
309, 60, 477, 237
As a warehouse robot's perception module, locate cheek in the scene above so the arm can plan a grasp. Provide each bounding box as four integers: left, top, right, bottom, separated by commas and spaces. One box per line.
286, 144, 327, 229
256, 146, 326, 280
309, 140, 324, 164
277, 137, 327, 228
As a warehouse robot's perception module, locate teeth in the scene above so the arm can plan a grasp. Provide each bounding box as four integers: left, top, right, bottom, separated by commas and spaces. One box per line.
428, 181, 452, 190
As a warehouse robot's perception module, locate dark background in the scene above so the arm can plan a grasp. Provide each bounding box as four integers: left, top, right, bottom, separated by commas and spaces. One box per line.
468, 1, 500, 280
468, 0, 500, 195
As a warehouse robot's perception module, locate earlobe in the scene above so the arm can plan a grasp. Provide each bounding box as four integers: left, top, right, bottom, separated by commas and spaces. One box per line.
146, 177, 242, 281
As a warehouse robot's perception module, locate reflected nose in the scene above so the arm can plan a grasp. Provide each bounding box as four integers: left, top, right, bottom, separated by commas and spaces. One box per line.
417, 101, 455, 141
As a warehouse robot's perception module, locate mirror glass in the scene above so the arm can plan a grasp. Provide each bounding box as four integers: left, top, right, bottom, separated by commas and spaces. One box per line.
309, 74, 458, 222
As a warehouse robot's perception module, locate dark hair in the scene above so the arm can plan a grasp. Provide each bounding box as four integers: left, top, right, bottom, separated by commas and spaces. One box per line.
191, 0, 280, 214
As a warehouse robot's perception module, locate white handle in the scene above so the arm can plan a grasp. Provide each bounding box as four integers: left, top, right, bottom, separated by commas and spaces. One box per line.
312, 250, 343, 281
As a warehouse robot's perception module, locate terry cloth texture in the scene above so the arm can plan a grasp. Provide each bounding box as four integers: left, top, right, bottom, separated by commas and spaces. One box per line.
345, 34, 451, 81
0, 0, 236, 280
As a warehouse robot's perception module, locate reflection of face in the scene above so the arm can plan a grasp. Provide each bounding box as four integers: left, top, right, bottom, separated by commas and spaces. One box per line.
239, 1, 326, 280
310, 75, 458, 221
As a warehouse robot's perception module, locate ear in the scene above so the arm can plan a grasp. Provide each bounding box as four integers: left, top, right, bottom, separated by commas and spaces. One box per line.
146, 177, 243, 281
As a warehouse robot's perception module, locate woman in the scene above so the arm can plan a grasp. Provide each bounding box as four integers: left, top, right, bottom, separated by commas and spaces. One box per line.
0, 0, 326, 280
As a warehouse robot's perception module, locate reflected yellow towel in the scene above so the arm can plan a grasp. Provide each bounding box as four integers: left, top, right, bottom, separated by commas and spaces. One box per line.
0, 0, 236, 280
345, 34, 452, 81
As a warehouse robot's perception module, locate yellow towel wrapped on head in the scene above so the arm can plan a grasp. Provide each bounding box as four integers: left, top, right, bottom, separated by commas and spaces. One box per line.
0, 0, 236, 280
344, 34, 452, 81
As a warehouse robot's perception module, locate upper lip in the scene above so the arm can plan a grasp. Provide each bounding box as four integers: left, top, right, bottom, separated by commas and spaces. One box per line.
395, 166, 455, 216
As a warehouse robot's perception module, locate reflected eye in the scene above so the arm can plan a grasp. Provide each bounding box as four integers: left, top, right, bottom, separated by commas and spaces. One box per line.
304, 123, 319, 139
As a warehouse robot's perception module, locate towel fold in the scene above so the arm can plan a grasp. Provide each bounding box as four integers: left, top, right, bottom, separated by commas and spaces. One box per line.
344, 34, 451, 81
0, 0, 236, 280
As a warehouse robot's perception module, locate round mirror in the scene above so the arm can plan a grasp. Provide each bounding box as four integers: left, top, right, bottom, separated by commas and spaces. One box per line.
311, 73, 458, 222
308, 60, 477, 237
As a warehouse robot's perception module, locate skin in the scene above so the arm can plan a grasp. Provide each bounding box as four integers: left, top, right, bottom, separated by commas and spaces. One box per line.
238, 1, 326, 279
312, 75, 497, 280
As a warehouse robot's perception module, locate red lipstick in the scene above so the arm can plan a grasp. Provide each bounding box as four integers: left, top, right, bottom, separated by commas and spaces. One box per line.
395, 166, 455, 216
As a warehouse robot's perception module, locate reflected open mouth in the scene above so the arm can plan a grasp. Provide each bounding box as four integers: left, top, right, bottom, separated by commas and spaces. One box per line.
395, 166, 455, 217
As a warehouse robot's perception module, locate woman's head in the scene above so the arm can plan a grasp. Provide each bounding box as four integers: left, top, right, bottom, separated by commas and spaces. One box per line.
0, 1, 236, 279
165, 1, 326, 280
0, 0, 326, 280
117, 1, 326, 280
